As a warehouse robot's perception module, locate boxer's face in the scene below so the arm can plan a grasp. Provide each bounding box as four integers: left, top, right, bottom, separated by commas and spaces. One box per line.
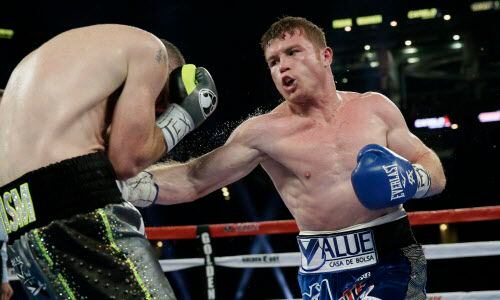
265, 29, 331, 103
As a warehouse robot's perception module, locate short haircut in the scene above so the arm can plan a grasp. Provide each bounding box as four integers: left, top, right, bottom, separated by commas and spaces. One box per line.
260, 16, 327, 52
160, 39, 186, 72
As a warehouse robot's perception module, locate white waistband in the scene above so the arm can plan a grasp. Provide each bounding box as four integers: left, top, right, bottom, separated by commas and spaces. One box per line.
300, 206, 407, 236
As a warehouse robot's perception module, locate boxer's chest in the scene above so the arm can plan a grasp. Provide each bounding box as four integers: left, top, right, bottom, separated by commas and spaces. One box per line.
262, 108, 387, 178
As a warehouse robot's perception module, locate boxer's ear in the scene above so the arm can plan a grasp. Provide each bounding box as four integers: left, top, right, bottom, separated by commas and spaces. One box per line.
321, 47, 333, 67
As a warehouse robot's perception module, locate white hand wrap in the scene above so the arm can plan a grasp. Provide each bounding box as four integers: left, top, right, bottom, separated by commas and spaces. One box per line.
156, 103, 195, 151
412, 164, 431, 198
116, 171, 159, 207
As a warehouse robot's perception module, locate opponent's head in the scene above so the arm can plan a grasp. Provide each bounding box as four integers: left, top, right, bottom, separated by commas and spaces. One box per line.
260, 16, 333, 103
156, 39, 186, 113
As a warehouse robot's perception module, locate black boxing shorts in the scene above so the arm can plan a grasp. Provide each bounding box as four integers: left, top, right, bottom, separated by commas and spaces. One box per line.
0, 152, 176, 299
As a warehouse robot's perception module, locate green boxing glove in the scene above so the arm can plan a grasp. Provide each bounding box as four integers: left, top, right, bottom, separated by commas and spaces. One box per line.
156, 64, 218, 151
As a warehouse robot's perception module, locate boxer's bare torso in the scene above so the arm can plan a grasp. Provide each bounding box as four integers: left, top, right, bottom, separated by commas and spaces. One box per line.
0, 24, 168, 185
251, 92, 399, 230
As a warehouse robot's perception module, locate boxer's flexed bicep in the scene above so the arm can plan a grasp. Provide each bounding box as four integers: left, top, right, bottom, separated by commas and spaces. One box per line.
381, 100, 428, 162
108, 38, 168, 179
378, 94, 445, 196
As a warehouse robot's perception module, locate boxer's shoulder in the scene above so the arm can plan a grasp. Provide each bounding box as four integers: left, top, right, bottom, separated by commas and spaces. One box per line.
339, 90, 390, 105
341, 91, 401, 120
228, 111, 283, 148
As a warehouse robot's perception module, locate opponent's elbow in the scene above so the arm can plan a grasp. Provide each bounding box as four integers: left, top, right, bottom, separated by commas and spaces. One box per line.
109, 152, 148, 180
112, 161, 142, 180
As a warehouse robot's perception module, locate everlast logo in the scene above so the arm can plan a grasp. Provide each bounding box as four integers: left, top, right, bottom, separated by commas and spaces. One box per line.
0, 183, 37, 233
382, 164, 407, 201
298, 231, 377, 273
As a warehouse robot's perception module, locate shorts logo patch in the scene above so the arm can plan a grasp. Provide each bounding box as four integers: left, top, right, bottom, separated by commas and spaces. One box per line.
0, 182, 37, 234
298, 230, 378, 273
10, 255, 47, 296
302, 279, 333, 300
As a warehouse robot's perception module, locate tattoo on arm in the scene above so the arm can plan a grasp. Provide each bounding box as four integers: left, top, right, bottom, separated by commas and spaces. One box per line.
155, 48, 167, 65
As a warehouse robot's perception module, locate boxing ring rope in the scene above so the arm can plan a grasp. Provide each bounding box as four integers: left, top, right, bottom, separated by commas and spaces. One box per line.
145, 205, 500, 239
145, 205, 500, 300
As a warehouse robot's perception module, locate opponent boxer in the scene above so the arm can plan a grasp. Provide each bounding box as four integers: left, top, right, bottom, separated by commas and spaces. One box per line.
121, 17, 445, 299
0, 89, 14, 300
0, 24, 217, 299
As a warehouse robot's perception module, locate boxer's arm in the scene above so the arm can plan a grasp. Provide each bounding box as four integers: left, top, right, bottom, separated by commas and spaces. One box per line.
108, 41, 168, 179
151, 121, 265, 204
379, 95, 446, 196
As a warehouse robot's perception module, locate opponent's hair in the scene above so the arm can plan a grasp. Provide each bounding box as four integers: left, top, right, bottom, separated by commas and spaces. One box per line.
160, 39, 185, 72
260, 16, 327, 51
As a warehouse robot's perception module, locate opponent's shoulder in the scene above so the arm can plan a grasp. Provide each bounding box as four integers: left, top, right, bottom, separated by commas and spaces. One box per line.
73, 24, 165, 55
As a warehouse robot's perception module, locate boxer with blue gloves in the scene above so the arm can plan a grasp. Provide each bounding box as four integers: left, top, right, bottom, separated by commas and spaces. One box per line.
121, 17, 446, 299
352, 144, 431, 210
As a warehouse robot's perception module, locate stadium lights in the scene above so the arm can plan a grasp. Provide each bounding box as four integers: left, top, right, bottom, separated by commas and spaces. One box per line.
402, 47, 418, 54
453, 34, 460, 41
364, 45, 371, 51
332, 18, 352, 29
405, 40, 412, 46
407, 8, 438, 19
356, 15, 383, 26
443, 14, 451, 21
407, 57, 420, 64
414, 116, 451, 129
221, 187, 230, 200
470, 1, 500, 12
390, 20, 398, 27
450, 42, 463, 49
0, 28, 14, 39
344, 26, 352, 32
478, 110, 500, 123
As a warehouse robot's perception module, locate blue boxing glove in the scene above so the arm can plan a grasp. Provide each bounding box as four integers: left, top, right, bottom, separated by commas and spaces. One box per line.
351, 144, 431, 210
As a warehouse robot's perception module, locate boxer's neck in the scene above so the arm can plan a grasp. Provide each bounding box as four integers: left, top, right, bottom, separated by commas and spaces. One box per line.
286, 85, 341, 122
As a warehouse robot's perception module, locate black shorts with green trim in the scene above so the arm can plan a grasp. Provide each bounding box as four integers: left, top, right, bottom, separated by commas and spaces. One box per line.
2, 152, 176, 299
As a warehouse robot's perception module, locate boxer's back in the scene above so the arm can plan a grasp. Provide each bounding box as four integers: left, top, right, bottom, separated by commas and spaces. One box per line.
0, 24, 150, 185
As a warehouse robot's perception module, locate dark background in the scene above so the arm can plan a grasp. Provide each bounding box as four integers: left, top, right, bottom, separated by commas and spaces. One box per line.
1, 0, 499, 299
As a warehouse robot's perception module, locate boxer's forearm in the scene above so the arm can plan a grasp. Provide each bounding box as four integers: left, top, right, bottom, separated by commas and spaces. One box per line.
149, 161, 202, 204
414, 149, 446, 196
151, 141, 263, 205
